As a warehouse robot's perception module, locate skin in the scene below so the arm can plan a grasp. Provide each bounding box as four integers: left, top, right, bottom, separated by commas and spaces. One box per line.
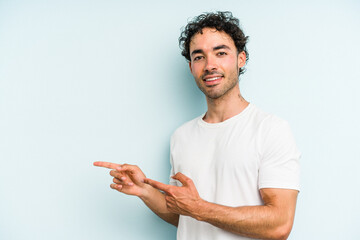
94, 27, 298, 240
93, 161, 179, 226
188, 27, 249, 123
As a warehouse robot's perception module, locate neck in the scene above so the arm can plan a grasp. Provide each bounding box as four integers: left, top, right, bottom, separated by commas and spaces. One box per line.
203, 84, 249, 123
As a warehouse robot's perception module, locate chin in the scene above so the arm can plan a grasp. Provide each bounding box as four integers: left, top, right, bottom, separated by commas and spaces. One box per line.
204, 91, 225, 99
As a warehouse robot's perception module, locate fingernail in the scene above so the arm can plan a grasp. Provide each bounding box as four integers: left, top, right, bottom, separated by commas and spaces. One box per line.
128, 182, 134, 186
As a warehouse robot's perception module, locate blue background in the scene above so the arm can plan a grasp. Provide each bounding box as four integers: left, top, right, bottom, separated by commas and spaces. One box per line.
0, 0, 359, 239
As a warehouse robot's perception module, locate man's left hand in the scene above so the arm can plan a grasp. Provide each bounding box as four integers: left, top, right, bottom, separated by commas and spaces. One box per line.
144, 172, 203, 218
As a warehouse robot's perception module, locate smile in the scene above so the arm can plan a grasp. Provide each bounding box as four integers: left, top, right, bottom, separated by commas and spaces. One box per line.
205, 77, 222, 82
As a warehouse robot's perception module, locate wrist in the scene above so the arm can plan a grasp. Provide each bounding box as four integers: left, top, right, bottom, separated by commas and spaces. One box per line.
191, 198, 208, 221
139, 183, 157, 201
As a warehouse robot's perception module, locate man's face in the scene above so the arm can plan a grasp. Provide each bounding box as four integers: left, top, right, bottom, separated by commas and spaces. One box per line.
189, 28, 246, 100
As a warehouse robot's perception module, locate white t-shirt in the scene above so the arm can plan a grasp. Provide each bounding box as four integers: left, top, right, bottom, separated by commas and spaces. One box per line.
169, 103, 300, 240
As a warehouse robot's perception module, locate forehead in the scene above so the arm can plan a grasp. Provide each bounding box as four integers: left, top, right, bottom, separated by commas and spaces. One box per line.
189, 27, 236, 52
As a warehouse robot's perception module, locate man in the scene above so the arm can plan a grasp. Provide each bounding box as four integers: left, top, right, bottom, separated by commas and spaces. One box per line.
94, 11, 300, 240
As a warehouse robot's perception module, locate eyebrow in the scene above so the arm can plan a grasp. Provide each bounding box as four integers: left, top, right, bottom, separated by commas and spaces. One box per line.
190, 44, 231, 57
213, 44, 231, 51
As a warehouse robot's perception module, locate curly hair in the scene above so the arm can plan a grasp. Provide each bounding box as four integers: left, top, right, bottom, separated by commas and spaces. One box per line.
179, 11, 249, 75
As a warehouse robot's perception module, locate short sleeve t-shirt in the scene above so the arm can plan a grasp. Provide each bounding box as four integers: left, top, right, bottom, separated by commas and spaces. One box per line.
169, 103, 300, 240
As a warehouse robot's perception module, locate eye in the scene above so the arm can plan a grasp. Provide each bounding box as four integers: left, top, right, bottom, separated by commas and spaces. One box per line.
217, 51, 227, 56
193, 56, 203, 61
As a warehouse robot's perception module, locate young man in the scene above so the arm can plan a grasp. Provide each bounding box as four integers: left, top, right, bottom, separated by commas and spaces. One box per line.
94, 11, 300, 240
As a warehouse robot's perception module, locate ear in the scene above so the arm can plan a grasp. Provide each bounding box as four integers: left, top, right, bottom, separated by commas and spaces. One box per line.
237, 51, 246, 69
188, 61, 193, 73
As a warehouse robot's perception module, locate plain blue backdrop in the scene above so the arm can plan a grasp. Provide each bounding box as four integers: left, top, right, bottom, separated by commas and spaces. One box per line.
0, 0, 359, 239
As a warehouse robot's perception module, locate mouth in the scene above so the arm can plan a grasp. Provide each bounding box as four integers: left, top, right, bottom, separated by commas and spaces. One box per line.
205, 76, 222, 82
203, 75, 223, 86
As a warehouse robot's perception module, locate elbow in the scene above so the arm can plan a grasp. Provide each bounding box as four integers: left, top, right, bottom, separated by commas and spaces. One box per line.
171, 216, 179, 227
270, 223, 293, 240
167, 214, 179, 227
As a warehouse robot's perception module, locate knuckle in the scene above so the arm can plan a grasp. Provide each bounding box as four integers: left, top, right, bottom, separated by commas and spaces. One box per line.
186, 179, 193, 184
110, 183, 122, 191
113, 170, 123, 177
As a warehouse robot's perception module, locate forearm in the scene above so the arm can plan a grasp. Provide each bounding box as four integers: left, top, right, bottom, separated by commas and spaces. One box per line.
192, 201, 292, 240
140, 185, 179, 227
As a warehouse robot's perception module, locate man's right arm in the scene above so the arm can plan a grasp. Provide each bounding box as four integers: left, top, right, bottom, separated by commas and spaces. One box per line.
93, 161, 179, 227
139, 183, 179, 226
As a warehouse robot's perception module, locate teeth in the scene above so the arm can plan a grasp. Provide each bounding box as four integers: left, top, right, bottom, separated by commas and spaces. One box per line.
205, 77, 221, 82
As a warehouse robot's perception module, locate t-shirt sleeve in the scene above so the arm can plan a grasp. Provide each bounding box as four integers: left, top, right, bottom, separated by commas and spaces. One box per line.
258, 116, 301, 191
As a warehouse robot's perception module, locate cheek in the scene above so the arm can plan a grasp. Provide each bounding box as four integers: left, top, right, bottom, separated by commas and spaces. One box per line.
224, 56, 238, 68
191, 63, 203, 76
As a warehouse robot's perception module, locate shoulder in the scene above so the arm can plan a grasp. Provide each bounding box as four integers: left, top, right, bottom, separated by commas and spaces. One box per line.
244, 104, 289, 134
249, 105, 291, 133
251, 106, 299, 158
248, 105, 296, 152
170, 115, 203, 143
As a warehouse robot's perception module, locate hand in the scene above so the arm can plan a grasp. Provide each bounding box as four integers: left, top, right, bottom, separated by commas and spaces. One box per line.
144, 172, 203, 217
93, 161, 149, 197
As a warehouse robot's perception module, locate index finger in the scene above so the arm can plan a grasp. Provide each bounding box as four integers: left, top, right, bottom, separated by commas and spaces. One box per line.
144, 178, 171, 193
172, 172, 191, 186
93, 161, 120, 170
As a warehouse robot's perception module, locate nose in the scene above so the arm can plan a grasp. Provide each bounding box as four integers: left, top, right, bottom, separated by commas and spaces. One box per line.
204, 55, 218, 72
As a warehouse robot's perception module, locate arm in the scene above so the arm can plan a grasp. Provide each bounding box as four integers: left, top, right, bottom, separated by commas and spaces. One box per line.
193, 188, 298, 240
145, 173, 298, 240
93, 161, 179, 226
